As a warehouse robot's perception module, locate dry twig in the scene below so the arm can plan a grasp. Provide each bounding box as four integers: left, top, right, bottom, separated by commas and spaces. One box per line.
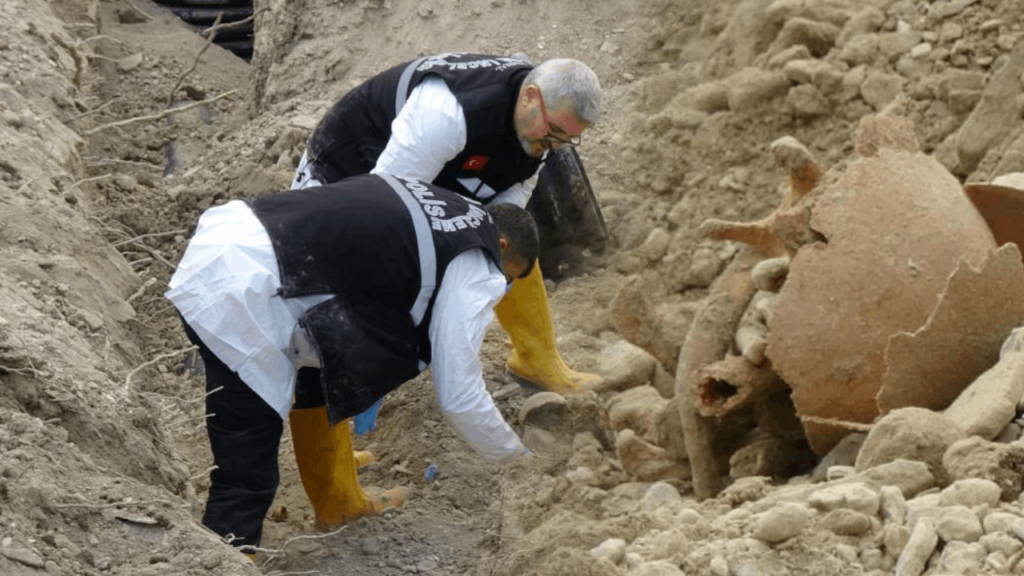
53, 498, 187, 510
126, 277, 158, 305
251, 527, 350, 566
168, 13, 222, 106
800, 415, 874, 432
84, 91, 238, 136
114, 229, 188, 248
189, 465, 218, 482
124, 345, 197, 390
201, 8, 267, 36
127, 240, 176, 270
85, 157, 162, 170
70, 174, 114, 191
70, 96, 124, 122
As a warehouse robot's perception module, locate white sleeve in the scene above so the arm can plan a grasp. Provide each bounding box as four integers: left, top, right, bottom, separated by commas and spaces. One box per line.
488, 169, 540, 209
371, 76, 466, 182
429, 249, 527, 464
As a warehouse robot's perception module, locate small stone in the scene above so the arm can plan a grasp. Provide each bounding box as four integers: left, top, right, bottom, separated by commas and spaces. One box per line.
710, 555, 729, 576
940, 540, 985, 573
895, 519, 937, 576
808, 482, 880, 515
826, 465, 856, 481
640, 482, 682, 512
820, 509, 874, 536
935, 506, 983, 542
982, 512, 1021, 534
980, 532, 1022, 557
879, 485, 908, 525
939, 479, 1002, 508
0, 547, 45, 568
753, 502, 810, 544
590, 538, 626, 564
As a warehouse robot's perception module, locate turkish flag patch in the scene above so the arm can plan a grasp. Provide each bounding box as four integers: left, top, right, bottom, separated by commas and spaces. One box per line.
462, 155, 489, 170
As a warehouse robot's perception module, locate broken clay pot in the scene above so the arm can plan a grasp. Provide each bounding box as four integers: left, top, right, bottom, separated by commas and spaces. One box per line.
765, 114, 1009, 455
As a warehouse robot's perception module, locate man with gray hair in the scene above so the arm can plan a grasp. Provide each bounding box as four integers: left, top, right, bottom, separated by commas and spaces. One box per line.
292, 53, 602, 426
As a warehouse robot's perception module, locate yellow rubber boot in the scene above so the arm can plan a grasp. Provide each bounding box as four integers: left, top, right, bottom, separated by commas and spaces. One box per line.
494, 264, 600, 394
288, 407, 404, 530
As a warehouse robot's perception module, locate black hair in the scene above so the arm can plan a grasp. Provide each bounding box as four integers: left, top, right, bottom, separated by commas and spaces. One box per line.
486, 203, 540, 277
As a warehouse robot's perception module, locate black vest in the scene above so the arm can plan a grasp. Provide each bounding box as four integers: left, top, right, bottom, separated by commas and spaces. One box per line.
306, 53, 544, 202
248, 174, 502, 425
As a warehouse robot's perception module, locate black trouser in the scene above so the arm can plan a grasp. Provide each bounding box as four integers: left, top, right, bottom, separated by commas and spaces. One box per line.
180, 316, 325, 550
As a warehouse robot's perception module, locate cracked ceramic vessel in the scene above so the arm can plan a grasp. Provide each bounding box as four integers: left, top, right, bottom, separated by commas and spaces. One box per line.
763, 115, 1004, 455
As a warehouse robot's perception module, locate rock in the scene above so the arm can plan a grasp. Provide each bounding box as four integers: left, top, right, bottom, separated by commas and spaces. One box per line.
767, 44, 812, 69
835, 7, 885, 47
894, 518, 938, 576
0, 547, 45, 568
943, 437, 1024, 501
979, 532, 1022, 557
612, 289, 678, 375
943, 327, 1024, 440
879, 485, 908, 525
884, 522, 912, 559
935, 506, 983, 542
519, 392, 569, 430
630, 560, 685, 576
650, 529, 689, 560
952, 38, 1024, 174
839, 34, 880, 66
605, 385, 666, 443
825, 465, 855, 481
855, 407, 965, 486
808, 482, 880, 516
590, 341, 658, 393
638, 228, 671, 263
677, 508, 702, 525
589, 538, 627, 564
939, 540, 986, 574
878, 31, 923, 63
753, 501, 810, 544
812, 433, 866, 481
859, 70, 903, 110
938, 479, 1002, 508
819, 508, 874, 536
787, 84, 830, 118
709, 555, 729, 576
750, 256, 790, 292
617, 429, 691, 482
117, 53, 144, 72
725, 68, 790, 112
767, 17, 840, 59
640, 482, 682, 512
982, 511, 1022, 535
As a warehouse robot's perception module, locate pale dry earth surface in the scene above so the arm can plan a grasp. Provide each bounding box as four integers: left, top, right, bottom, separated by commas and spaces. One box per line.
3, 0, 1024, 575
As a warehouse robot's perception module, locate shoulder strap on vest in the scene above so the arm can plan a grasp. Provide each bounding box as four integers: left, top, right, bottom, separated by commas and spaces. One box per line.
395, 57, 429, 116
378, 173, 437, 327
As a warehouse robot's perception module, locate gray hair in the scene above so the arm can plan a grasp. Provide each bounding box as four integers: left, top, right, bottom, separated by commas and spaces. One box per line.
524, 59, 601, 126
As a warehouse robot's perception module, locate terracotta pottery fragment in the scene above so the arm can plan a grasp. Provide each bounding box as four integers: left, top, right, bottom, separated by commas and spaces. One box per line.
766, 114, 998, 455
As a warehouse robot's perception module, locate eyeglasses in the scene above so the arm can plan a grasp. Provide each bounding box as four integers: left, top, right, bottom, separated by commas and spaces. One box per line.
538, 91, 582, 148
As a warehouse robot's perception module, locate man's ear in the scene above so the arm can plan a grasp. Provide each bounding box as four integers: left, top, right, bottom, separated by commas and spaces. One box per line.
522, 84, 542, 104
